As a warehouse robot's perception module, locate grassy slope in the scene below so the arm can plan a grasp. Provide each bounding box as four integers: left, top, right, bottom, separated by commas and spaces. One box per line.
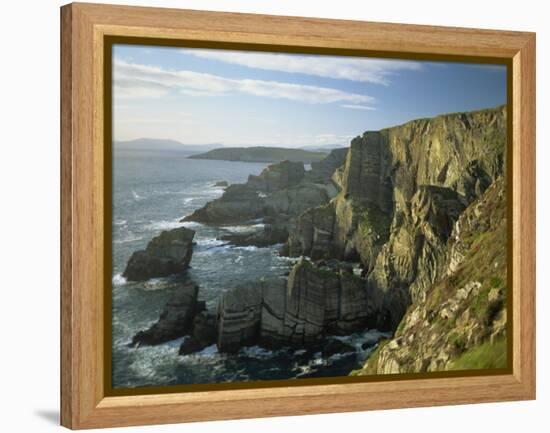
352, 178, 507, 375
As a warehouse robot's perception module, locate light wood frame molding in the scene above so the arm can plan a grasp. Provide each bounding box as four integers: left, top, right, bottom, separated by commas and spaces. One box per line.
60, 2, 536, 429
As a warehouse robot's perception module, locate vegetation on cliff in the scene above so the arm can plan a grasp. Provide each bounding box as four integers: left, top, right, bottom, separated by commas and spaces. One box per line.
353, 178, 507, 374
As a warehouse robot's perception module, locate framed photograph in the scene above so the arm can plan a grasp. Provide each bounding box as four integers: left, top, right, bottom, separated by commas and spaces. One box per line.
60, 3, 536, 429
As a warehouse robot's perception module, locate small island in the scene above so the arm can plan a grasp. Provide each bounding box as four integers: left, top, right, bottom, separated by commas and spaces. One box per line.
188, 146, 328, 164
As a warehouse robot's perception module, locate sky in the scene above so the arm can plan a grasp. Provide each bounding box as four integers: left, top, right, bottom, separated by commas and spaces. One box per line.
113, 44, 507, 148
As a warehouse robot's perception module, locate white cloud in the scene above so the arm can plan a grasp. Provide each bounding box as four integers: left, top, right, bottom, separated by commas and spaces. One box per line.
113, 59, 374, 105
182, 49, 422, 85
340, 104, 377, 111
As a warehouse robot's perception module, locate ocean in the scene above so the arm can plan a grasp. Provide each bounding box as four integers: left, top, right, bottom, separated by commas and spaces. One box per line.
111, 148, 386, 389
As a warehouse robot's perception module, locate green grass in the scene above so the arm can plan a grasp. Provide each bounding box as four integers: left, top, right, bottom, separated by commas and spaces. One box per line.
350, 339, 389, 375
449, 338, 507, 370
356, 204, 391, 241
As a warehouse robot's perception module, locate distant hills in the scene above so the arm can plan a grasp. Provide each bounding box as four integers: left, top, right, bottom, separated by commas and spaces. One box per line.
114, 138, 221, 153
188, 147, 328, 164
299, 144, 347, 153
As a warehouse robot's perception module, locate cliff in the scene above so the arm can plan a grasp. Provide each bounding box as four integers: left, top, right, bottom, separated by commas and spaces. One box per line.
352, 177, 507, 374
287, 105, 506, 329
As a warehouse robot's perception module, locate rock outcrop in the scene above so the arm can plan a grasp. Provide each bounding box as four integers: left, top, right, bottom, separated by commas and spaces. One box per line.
247, 160, 305, 192
217, 284, 264, 352
183, 158, 341, 246
123, 227, 195, 281
179, 310, 218, 355
308, 148, 348, 182
352, 178, 507, 374
215, 258, 371, 352
130, 279, 200, 346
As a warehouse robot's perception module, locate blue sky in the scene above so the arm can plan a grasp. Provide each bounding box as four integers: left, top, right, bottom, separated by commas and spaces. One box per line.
113, 44, 506, 148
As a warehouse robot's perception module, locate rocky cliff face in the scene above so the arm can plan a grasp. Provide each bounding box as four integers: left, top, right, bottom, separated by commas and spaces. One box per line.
308, 148, 349, 182
352, 178, 507, 374
216, 258, 372, 352
287, 105, 506, 330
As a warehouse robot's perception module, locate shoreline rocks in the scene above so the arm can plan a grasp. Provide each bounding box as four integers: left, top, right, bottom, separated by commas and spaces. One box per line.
123, 227, 195, 281
182, 159, 340, 230
130, 279, 200, 347
216, 258, 374, 352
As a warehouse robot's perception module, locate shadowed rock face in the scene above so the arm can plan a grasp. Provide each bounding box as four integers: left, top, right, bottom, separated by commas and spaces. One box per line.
179, 310, 218, 355
354, 178, 507, 375
131, 280, 200, 346
217, 284, 263, 353
123, 227, 195, 281
308, 148, 349, 182
215, 258, 371, 352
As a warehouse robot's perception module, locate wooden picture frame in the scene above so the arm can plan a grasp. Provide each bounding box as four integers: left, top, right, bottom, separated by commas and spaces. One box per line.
60, 2, 536, 429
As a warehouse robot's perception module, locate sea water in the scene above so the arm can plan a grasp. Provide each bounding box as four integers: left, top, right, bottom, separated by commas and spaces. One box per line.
111, 148, 386, 389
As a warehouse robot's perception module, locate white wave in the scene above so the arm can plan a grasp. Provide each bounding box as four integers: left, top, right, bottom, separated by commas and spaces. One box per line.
113, 235, 143, 245
141, 278, 171, 291
127, 342, 181, 383
197, 344, 218, 357
131, 190, 144, 201
232, 245, 259, 252
112, 273, 127, 286
183, 198, 195, 204
114, 219, 127, 226
239, 345, 275, 359
331, 329, 391, 356
200, 245, 231, 255
208, 188, 225, 195
196, 238, 227, 248
144, 220, 184, 231
311, 352, 324, 366
180, 221, 203, 229
222, 223, 265, 234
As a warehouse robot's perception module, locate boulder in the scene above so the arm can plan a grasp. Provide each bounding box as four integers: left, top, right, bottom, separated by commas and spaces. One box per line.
123, 227, 195, 281
213, 180, 229, 187
182, 184, 264, 224
130, 280, 200, 346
